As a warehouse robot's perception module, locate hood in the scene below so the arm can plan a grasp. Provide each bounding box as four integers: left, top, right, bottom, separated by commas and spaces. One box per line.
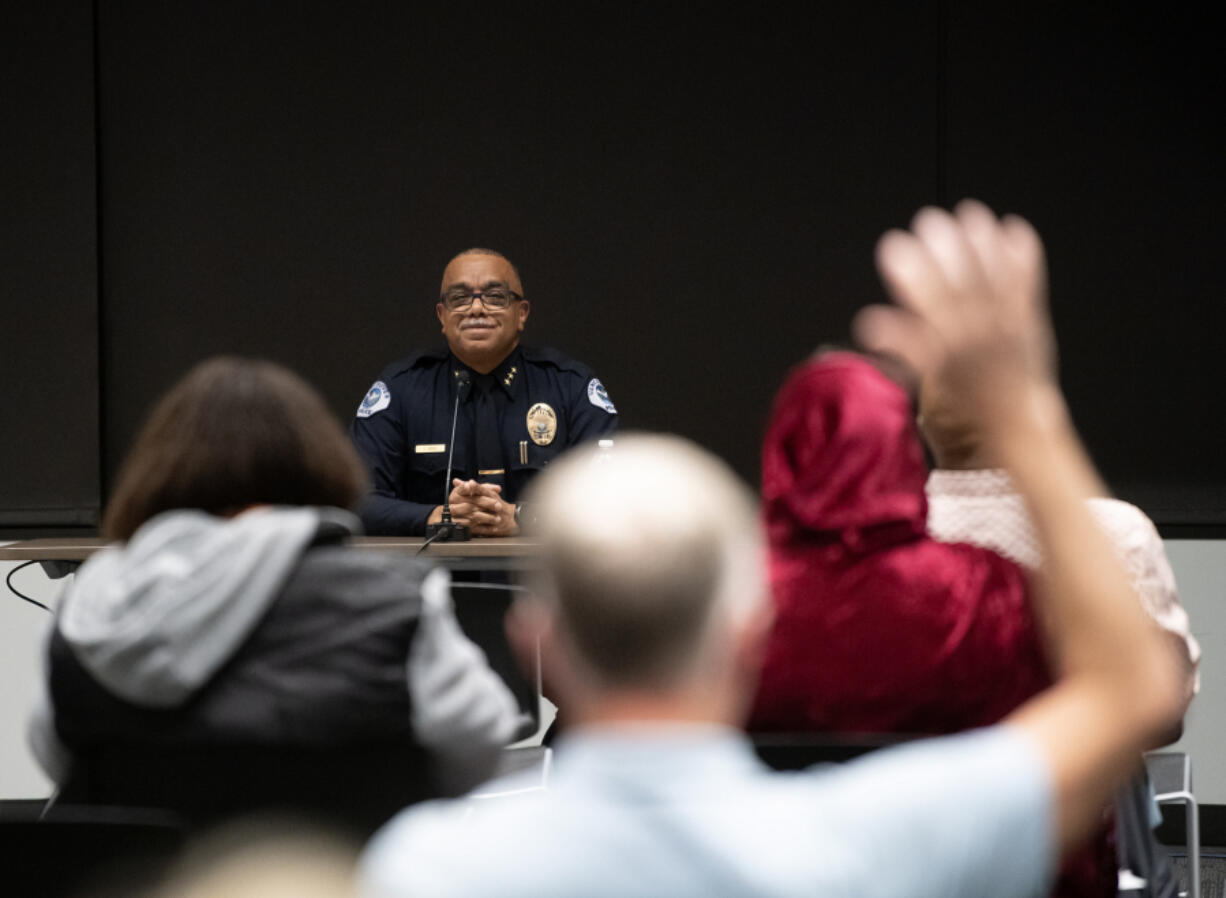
58, 506, 359, 707
762, 353, 928, 549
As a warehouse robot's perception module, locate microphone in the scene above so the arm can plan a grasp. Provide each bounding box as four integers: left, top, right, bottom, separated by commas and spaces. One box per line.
424, 370, 472, 543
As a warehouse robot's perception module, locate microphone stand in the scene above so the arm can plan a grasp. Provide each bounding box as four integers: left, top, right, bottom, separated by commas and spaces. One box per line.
423, 372, 471, 547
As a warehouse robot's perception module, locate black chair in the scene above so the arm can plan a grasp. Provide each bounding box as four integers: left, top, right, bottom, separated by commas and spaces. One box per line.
1117, 767, 1182, 898
0, 802, 186, 898
58, 741, 442, 838
450, 579, 541, 740
751, 732, 909, 771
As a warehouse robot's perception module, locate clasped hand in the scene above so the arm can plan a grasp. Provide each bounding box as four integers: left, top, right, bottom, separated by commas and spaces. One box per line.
443, 478, 517, 537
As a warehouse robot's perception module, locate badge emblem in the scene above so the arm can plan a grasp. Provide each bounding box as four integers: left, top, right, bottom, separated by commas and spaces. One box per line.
587, 378, 617, 414
526, 402, 557, 446
357, 380, 391, 418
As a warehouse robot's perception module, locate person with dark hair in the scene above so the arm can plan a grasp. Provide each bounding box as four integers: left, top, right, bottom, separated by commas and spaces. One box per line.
358, 203, 1186, 897
100, 355, 370, 540
351, 249, 618, 536
28, 357, 519, 830
919, 346, 1200, 704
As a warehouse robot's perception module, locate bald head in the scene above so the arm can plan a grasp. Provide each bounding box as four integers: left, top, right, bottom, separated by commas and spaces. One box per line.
439, 248, 523, 298
524, 434, 765, 690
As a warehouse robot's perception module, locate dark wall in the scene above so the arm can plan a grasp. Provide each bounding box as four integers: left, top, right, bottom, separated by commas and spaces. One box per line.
0, 1, 100, 530
3, 3, 1223, 531
94, 3, 937, 494
944, 7, 1226, 524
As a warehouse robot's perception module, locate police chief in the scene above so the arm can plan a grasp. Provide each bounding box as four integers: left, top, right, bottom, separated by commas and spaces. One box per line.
351, 249, 618, 536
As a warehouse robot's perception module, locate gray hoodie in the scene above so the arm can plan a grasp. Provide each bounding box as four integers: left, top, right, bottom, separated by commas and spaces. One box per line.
30, 506, 520, 785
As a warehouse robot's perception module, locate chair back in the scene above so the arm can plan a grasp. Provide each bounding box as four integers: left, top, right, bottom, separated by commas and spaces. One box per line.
0, 804, 186, 898
60, 742, 439, 837
751, 732, 909, 771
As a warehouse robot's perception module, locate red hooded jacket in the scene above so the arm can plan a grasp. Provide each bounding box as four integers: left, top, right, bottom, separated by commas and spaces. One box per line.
751, 353, 1052, 733
749, 354, 1112, 898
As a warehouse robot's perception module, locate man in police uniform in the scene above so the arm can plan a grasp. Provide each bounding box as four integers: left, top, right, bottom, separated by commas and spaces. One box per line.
352, 249, 618, 536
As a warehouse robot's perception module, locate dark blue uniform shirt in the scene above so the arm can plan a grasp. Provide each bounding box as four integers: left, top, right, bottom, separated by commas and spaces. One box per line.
351, 345, 618, 535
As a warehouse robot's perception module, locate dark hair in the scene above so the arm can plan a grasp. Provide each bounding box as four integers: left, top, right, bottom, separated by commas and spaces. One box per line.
102, 357, 368, 540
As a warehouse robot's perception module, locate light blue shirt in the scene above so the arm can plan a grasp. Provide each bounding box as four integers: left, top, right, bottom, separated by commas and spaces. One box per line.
360, 723, 1053, 898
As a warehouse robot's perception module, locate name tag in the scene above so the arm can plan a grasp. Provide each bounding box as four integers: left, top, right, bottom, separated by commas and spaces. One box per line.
415, 443, 446, 454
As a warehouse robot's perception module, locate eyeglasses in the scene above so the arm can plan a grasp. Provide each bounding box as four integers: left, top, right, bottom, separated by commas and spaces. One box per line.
439, 287, 522, 311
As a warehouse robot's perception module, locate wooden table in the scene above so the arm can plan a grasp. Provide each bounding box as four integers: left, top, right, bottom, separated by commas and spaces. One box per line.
0, 536, 545, 573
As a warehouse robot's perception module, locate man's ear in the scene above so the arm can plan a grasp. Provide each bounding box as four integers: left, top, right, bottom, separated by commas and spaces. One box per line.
436, 302, 447, 330
506, 595, 553, 681
733, 597, 775, 685
507, 594, 582, 708
516, 300, 530, 333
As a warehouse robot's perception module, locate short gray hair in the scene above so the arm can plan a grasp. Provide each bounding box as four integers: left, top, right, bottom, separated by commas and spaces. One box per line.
524, 433, 765, 688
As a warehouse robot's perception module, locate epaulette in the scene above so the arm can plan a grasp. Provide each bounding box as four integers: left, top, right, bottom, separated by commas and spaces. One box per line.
381, 348, 448, 380
520, 345, 594, 378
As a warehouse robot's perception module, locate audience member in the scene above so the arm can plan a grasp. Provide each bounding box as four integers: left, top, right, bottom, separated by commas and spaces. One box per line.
921, 359, 1200, 704
747, 351, 1113, 897
28, 357, 519, 831
749, 350, 1049, 734
139, 822, 357, 898
358, 201, 1186, 897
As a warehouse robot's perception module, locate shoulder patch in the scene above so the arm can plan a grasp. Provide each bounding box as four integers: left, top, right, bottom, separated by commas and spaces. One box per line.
357, 380, 392, 418
587, 378, 617, 414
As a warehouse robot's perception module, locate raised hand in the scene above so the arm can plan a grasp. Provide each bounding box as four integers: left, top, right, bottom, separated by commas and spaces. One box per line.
855, 200, 1056, 440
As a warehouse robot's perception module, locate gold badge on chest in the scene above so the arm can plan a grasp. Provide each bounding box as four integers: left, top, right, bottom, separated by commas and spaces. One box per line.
526, 402, 557, 446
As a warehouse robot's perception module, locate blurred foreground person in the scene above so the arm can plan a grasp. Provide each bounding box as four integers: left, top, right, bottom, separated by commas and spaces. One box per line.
359, 203, 1185, 897
29, 357, 518, 833
139, 822, 357, 898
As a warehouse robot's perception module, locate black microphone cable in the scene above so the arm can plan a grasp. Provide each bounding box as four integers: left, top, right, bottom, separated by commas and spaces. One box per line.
425, 370, 473, 544
7, 560, 51, 612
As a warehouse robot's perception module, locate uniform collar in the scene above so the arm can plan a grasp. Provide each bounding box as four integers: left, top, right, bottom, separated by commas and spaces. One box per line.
450, 348, 523, 401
